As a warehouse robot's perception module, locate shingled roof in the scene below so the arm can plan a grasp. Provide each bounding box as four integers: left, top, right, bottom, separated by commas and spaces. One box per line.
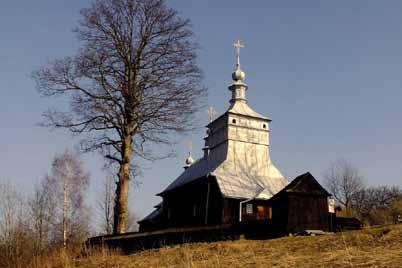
272, 172, 330, 197
159, 155, 287, 200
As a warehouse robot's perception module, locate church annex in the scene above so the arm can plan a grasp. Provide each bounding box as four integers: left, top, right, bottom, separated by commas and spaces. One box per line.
139, 41, 332, 234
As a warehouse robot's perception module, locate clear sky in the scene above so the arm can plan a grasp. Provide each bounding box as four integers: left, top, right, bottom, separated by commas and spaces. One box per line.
1, 0, 402, 220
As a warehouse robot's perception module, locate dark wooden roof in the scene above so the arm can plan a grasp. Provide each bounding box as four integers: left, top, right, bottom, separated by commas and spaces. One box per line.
273, 172, 330, 197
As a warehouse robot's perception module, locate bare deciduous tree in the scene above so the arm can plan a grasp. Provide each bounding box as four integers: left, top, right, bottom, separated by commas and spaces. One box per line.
0, 182, 23, 245
0, 182, 33, 268
33, 0, 205, 234
324, 159, 364, 215
28, 183, 54, 254
351, 185, 402, 225
44, 150, 90, 246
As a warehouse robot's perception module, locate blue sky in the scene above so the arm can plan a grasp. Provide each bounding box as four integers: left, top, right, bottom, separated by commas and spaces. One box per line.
1, 0, 402, 219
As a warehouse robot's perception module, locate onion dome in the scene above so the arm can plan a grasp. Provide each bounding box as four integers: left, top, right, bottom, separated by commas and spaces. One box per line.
183, 152, 194, 169
232, 67, 246, 82
185, 153, 194, 165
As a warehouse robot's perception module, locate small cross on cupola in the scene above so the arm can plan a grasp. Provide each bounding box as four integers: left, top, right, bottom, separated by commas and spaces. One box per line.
232, 40, 246, 82
229, 40, 248, 103
234, 39, 244, 68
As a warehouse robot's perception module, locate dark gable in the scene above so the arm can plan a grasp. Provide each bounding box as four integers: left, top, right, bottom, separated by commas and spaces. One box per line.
273, 172, 330, 198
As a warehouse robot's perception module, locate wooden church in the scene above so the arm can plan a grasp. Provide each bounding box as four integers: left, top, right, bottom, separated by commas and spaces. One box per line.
138, 41, 332, 235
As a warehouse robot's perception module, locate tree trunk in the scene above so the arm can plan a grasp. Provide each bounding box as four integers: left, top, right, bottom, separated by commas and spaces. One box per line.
113, 135, 132, 234
63, 162, 70, 248
63, 183, 67, 248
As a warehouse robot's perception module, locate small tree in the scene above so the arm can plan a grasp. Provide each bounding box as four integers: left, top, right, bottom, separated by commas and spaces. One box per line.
0, 182, 33, 268
0, 182, 23, 246
324, 159, 364, 215
97, 175, 115, 234
33, 0, 205, 234
44, 150, 90, 247
27, 182, 54, 253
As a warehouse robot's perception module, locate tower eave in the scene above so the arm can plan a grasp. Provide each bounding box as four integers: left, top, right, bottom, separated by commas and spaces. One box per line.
205, 110, 272, 129
227, 111, 272, 122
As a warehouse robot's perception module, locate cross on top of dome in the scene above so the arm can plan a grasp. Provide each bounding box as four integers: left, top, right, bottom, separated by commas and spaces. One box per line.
234, 39, 244, 67
232, 40, 246, 82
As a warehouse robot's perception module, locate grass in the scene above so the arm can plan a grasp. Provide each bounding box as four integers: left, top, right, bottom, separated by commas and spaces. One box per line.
33, 224, 402, 268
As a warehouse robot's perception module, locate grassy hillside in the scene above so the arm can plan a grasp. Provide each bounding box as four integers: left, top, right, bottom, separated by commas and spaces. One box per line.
37, 225, 402, 268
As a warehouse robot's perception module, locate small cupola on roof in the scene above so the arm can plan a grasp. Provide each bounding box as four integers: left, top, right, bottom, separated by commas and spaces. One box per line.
229, 40, 248, 104
183, 142, 194, 170
183, 151, 194, 170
